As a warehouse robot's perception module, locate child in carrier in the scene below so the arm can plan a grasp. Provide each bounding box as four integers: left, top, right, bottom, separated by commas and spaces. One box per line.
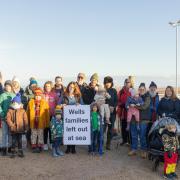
94, 86, 111, 124
126, 88, 144, 131
162, 124, 179, 179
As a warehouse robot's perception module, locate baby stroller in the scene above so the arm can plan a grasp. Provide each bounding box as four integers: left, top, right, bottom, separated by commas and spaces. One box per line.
148, 117, 180, 171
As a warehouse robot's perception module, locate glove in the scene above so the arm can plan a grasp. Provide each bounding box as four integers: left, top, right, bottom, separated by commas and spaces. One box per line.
168, 151, 172, 158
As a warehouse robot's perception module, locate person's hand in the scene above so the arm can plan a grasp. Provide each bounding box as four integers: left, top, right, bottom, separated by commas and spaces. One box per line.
136, 103, 140, 106
162, 113, 166, 118
168, 151, 172, 158
130, 104, 135, 108
109, 106, 114, 113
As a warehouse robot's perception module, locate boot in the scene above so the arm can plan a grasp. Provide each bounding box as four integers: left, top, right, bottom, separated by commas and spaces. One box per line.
18, 150, 24, 158
128, 150, 137, 156
65, 146, 70, 154
8, 147, 12, 153
2, 148, 7, 156
71, 146, 76, 154
106, 136, 111, 150
52, 148, 59, 157
171, 173, 178, 179
10, 149, 16, 158
56, 147, 64, 156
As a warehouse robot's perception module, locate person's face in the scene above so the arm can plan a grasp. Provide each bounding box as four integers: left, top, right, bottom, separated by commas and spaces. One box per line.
5, 85, 12, 93
56, 114, 62, 120
69, 84, 75, 94
149, 87, 157, 97
104, 82, 112, 89
92, 106, 98, 112
45, 84, 52, 93
125, 80, 131, 89
77, 75, 84, 85
139, 87, 146, 95
91, 79, 98, 88
30, 84, 37, 91
55, 78, 62, 86
12, 81, 20, 89
165, 88, 173, 98
35, 95, 42, 101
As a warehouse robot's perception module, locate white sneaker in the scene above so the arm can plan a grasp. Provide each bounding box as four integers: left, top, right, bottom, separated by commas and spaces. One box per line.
43, 144, 49, 151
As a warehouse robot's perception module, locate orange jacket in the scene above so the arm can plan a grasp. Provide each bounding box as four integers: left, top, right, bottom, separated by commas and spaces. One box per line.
27, 99, 50, 129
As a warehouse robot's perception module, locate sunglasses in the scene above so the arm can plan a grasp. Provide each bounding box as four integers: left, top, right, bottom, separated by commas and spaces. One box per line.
78, 76, 84, 79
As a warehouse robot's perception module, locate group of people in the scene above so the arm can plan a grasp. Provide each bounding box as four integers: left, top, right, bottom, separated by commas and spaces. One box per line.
0, 72, 180, 179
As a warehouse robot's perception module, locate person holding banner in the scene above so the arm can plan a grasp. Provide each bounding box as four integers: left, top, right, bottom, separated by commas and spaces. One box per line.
63, 82, 83, 154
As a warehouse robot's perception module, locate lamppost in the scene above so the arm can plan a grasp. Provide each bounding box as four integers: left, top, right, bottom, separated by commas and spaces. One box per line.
169, 20, 180, 96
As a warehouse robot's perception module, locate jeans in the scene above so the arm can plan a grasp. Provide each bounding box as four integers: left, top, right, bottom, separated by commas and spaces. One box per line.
2, 121, 12, 148
89, 130, 98, 152
130, 122, 148, 151
52, 137, 61, 149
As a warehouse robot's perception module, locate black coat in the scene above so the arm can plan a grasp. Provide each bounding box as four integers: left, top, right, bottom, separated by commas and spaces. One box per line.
77, 82, 88, 104
157, 97, 180, 121
83, 84, 97, 105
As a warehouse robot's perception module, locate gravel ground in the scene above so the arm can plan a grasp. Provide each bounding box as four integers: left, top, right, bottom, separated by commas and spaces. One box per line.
0, 138, 179, 180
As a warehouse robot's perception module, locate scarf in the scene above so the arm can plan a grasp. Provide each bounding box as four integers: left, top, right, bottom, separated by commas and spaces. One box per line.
34, 100, 41, 129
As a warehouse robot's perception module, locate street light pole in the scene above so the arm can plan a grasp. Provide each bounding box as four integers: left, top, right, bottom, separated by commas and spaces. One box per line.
169, 20, 180, 96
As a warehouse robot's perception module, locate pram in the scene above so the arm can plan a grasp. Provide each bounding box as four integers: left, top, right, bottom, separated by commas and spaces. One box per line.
148, 117, 180, 171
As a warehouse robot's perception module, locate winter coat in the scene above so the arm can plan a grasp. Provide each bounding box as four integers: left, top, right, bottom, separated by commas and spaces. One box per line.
50, 117, 63, 140
53, 85, 65, 104
0, 83, 3, 94
125, 96, 144, 109
0, 92, 15, 120
6, 108, 28, 134
117, 87, 131, 120
150, 93, 159, 122
27, 98, 50, 129
77, 82, 88, 104
157, 97, 180, 121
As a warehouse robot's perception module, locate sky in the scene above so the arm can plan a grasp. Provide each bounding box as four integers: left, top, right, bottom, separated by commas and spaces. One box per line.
0, 0, 180, 82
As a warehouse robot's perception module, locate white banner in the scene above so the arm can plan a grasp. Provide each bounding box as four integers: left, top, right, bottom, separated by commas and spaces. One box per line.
63, 105, 91, 145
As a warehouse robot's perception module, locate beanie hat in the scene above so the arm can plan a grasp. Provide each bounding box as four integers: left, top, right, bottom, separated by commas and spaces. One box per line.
34, 87, 43, 96
12, 76, 20, 84
90, 73, 99, 82
104, 76, 113, 85
129, 88, 136, 97
78, 73, 86, 79
55, 105, 63, 115
30, 79, 38, 86
149, 81, 157, 88
139, 82, 146, 89
12, 93, 21, 104
4, 80, 12, 87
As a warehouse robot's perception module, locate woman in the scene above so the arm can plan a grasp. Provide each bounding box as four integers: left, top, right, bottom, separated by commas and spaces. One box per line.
117, 78, 131, 146
157, 86, 180, 122
104, 76, 118, 150
12, 77, 24, 96
64, 82, 83, 154
129, 83, 151, 158
43, 81, 59, 151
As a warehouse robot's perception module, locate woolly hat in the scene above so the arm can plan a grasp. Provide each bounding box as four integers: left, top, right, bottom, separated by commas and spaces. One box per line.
55, 105, 63, 115
149, 81, 157, 88
12, 76, 20, 84
12, 93, 21, 104
4, 80, 12, 87
90, 73, 99, 81
104, 76, 113, 85
30, 79, 38, 86
139, 82, 146, 89
34, 87, 43, 96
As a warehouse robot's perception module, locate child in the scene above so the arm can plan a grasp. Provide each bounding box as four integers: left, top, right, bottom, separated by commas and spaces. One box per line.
27, 87, 50, 153
50, 105, 64, 157
94, 86, 111, 124
6, 93, 28, 158
162, 124, 179, 179
0, 80, 15, 156
89, 103, 101, 155
126, 88, 144, 131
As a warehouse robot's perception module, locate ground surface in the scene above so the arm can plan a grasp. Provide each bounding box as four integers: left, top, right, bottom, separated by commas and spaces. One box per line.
0, 138, 179, 180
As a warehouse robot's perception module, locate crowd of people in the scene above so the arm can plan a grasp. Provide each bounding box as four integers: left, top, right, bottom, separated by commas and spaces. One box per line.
0, 72, 180, 179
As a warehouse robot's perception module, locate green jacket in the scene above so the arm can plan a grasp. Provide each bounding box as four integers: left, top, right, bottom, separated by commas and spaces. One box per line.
91, 112, 100, 131
0, 92, 15, 120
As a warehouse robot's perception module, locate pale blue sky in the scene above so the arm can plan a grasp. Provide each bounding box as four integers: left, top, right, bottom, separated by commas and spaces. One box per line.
0, 0, 180, 80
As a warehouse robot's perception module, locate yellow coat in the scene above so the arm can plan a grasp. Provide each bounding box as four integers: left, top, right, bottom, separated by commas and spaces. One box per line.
27, 99, 50, 129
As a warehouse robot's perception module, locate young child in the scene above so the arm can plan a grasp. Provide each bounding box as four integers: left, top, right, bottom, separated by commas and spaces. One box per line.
162, 124, 179, 179
94, 86, 111, 124
50, 105, 64, 157
6, 93, 28, 158
89, 103, 101, 155
0, 80, 15, 156
125, 88, 144, 131
27, 87, 50, 153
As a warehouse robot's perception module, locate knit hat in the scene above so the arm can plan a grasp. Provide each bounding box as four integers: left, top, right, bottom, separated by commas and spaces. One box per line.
78, 73, 86, 79
12, 93, 21, 104
12, 76, 20, 84
104, 76, 113, 85
139, 82, 146, 89
4, 80, 12, 87
129, 88, 136, 97
149, 81, 157, 88
55, 105, 63, 115
34, 87, 43, 96
90, 73, 99, 81
30, 79, 38, 86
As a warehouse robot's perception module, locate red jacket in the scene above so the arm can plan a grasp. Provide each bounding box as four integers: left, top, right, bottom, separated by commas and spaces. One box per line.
117, 87, 131, 120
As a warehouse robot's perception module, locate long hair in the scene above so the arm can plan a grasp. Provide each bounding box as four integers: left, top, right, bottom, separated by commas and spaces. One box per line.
65, 81, 81, 98
44, 81, 53, 92
164, 86, 177, 100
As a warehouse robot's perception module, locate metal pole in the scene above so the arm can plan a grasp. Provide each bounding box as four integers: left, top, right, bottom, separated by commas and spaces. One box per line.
176, 26, 179, 96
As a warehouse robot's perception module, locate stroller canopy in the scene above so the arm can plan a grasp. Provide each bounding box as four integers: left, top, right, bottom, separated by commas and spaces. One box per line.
149, 117, 180, 136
